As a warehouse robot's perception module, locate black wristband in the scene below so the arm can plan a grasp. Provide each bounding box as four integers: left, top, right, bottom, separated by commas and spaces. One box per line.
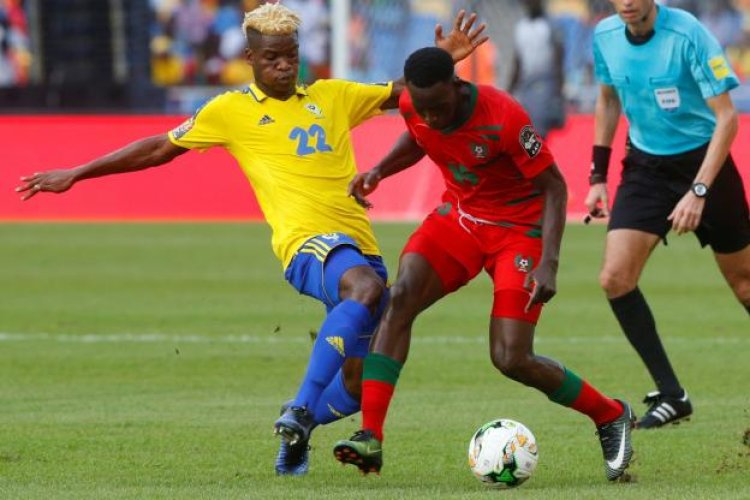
589, 145, 612, 185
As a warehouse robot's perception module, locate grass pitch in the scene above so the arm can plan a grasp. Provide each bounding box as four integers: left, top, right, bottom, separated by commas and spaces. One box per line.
0, 223, 748, 499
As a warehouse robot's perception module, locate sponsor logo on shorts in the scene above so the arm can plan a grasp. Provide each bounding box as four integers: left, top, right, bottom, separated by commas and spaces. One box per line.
514, 254, 533, 273
321, 233, 340, 241
519, 125, 542, 158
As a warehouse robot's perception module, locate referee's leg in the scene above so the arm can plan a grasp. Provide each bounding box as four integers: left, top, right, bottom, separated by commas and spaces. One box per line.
714, 245, 750, 316
599, 229, 685, 397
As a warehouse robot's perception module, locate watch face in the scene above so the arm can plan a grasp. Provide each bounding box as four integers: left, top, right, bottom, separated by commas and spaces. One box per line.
692, 183, 708, 197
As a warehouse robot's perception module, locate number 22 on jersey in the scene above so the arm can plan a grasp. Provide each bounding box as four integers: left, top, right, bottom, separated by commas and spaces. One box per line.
289, 124, 333, 156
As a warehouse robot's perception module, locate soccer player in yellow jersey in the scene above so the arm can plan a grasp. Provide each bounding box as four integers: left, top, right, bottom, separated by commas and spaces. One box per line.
16, 3, 487, 476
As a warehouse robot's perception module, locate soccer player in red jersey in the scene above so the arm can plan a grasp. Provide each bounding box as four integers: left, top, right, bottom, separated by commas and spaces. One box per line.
334, 47, 634, 482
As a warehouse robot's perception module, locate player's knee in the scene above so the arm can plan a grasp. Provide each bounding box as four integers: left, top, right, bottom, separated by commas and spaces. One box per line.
491, 349, 531, 382
599, 267, 636, 297
347, 275, 386, 312
729, 274, 750, 305
387, 281, 420, 318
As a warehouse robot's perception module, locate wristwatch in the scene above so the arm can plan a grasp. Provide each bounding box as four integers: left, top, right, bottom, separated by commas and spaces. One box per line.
691, 182, 709, 198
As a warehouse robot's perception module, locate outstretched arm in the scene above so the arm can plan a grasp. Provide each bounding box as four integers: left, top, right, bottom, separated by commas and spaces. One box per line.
584, 83, 621, 219
348, 131, 425, 208
525, 163, 567, 311
380, 10, 488, 110
16, 135, 188, 200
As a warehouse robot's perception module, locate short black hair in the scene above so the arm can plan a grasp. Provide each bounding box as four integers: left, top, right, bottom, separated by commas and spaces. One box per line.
404, 47, 454, 88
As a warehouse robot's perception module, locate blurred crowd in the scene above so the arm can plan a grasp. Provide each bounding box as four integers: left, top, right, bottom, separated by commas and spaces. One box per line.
150, 0, 331, 86
145, 0, 750, 111
0, 0, 31, 87
5, 0, 750, 112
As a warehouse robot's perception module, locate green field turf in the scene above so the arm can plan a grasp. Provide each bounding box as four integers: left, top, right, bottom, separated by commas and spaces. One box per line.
0, 223, 748, 499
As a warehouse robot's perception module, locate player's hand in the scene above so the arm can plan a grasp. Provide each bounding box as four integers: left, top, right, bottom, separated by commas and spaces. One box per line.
667, 190, 705, 235
435, 10, 489, 64
584, 183, 609, 222
348, 170, 381, 209
523, 261, 557, 313
15, 169, 77, 201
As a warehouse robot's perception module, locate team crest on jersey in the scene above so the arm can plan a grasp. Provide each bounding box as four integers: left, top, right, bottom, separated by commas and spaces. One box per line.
514, 254, 533, 273
305, 103, 324, 118
471, 143, 489, 159
171, 117, 195, 140
519, 125, 542, 158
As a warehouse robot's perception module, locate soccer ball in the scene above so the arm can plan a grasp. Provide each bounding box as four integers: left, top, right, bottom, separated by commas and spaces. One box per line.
467, 419, 538, 488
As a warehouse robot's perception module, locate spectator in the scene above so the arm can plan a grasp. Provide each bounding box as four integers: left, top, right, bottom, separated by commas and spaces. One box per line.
700, 0, 743, 49
509, 0, 566, 138
285, 0, 330, 82
150, 35, 186, 86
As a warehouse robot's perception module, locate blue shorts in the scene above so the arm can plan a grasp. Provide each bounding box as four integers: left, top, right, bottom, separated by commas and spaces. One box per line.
285, 233, 388, 355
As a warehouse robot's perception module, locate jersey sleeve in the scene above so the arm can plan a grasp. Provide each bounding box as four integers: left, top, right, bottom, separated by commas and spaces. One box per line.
592, 36, 613, 86
168, 93, 229, 151
685, 23, 739, 98
500, 98, 555, 179
327, 80, 393, 128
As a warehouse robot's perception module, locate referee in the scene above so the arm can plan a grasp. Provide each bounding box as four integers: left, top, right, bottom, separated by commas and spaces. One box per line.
585, 0, 750, 429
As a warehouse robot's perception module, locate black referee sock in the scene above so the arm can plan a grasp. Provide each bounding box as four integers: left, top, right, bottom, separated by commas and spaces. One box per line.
608, 287, 682, 396
745, 304, 750, 316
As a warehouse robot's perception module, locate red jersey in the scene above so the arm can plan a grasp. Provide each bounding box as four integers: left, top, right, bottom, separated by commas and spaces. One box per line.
399, 83, 555, 227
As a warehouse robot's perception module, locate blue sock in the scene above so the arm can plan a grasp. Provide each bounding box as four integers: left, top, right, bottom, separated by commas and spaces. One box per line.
312, 369, 361, 425
293, 300, 372, 410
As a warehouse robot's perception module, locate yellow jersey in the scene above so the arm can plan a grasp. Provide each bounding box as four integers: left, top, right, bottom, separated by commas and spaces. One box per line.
168, 80, 392, 269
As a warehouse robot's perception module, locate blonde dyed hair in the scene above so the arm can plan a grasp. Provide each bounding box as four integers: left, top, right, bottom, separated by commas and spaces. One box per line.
242, 3, 301, 39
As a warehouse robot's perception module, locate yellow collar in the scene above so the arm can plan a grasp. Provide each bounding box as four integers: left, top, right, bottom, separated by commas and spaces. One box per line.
246, 82, 308, 101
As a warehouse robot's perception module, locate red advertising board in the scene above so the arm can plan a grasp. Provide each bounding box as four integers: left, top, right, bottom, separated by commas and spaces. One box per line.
2, 115, 749, 221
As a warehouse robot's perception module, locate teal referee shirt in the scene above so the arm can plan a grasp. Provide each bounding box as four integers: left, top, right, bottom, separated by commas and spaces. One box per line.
593, 5, 739, 155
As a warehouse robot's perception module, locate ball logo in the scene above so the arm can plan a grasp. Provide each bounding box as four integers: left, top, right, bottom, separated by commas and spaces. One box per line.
471, 143, 488, 159
514, 255, 533, 273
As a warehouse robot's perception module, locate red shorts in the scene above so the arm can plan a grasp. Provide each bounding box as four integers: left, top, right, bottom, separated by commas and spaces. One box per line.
402, 205, 544, 324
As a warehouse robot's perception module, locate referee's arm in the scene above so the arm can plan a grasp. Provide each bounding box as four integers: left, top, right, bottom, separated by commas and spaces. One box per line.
584, 85, 621, 219
694, 93, 738, 189
594, 84, 621, 149
668, 92, 738, 234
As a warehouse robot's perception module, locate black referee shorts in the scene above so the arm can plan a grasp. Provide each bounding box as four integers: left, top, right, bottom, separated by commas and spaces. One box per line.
608, 142, 750, 254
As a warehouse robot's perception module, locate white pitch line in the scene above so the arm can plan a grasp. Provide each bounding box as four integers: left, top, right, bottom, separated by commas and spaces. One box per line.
0, 332, 746, 346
